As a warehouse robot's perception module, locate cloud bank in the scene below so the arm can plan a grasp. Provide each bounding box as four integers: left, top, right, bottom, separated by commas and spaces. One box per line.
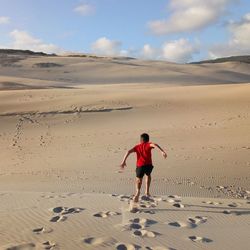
0, 30, 62, 54
209, 13, 250, 58
91, 37, 122, 56
149, 0, 236, 35
141, 39, 199, 63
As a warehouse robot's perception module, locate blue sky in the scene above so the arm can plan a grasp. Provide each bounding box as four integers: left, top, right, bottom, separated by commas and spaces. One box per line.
0, 0, 250, 62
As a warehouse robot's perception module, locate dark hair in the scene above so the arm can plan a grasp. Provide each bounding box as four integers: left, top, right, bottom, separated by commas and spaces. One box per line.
141, 133, 149, 142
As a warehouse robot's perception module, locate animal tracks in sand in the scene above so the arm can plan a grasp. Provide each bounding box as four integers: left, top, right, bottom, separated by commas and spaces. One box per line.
49, 206, 84, 222
93, 211, 121, 218
188, 235, 213, 243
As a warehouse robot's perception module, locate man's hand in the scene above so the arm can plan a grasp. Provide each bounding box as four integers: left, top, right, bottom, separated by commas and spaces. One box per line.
120, 162, 127, 169
162, 151, 167, 159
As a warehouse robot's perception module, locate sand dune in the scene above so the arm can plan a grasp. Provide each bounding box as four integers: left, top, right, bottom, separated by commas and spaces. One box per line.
1, 50, 250, 90
0, 50, 249, 249
0, 192, 249, 250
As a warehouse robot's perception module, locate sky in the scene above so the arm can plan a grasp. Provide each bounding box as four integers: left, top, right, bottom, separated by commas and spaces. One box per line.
0, 0, 250, 63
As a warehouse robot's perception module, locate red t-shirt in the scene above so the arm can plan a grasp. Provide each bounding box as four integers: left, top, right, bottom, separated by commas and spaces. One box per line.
133, 142, 153, 167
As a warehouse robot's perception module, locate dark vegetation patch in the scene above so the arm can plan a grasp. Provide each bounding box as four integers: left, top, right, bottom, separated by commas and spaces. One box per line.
191, 55, 250, 64
33, 62, 63, 68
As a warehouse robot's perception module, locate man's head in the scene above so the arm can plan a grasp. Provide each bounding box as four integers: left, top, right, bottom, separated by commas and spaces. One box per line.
140, 133, 149, 143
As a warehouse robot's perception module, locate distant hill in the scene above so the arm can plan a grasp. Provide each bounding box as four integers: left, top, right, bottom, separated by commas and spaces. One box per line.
0, 49, 56, 56
0, 49, 57, 66
191, 55, 250, 64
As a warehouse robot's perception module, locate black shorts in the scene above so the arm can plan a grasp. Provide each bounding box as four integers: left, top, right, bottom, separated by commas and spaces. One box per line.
136, 165, 154, 178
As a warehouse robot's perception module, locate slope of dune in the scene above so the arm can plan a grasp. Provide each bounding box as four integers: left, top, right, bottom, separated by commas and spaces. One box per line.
0, 50, 249, 250
1, 50, 250, 90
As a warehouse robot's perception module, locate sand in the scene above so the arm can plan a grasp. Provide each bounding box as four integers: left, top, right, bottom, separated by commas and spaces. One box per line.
0, 53, 250, 249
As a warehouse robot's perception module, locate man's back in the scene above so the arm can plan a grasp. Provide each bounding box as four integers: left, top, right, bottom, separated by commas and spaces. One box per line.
134, 142, 153, 167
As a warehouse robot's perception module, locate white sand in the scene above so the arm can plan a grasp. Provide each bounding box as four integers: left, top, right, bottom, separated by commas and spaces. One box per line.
0, 54, 250, 249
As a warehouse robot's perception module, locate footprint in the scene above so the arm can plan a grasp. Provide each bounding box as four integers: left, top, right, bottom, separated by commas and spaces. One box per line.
4, 243, 36, 250
168, 221, 196, 229
42, 241, 56, 250
189, 236, 213, 243
133, 229, 156, 238
119, 195, 132, 201
173, 203, 184, 208
130, 218, 157, 227
50, 215, 67, 222
146, 247, 176, 250
61, 207, 84, 215
50, 206, 84, 215
203, 201, 221, 205
141, 195, 155, 202
188, 216, 207, 224
128, 223, 143, 230
228, 202, 240, 208
153, 196, 163, 202
140, 203, 157, 208
49, 206, 84, 222
223, 210, 231, 214
168, 195, 181, 199
32, 227, 53, 234
115, 243, 137, 250
82, 236, 115, 247
50, 206, 65, 213
123, 218, 156, 231
111, 194, 119, 197
164, 198, 182, 203
93, 211, 120, 218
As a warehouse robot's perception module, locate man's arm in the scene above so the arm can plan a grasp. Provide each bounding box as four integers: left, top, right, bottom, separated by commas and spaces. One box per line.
150, 143, 167, 158
120, 148, 135, 168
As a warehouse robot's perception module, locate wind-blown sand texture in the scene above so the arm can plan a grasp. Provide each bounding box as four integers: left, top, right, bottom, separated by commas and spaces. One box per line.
0, 51, 250, 249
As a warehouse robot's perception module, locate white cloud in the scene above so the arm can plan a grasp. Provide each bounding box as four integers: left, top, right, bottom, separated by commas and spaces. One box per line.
141, 39, 199, 63
148, 0, 236, 35
0, 16, 10, 24
91, 37, 122, 56
0, 30, 62, 54
161, 39, 199, 63
141, 44, 158, 59
209, 13, 250, 58
74, 3, 95, 16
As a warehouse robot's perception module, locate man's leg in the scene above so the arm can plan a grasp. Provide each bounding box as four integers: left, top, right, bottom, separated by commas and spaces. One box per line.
134, 177, 142, 202
145, 174, 151, 196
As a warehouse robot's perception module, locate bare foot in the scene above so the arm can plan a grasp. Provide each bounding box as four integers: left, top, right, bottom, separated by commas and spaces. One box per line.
133, 193, 140, 203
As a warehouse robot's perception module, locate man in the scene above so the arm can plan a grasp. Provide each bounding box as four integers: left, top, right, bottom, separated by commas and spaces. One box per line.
120, 133, 167, 202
